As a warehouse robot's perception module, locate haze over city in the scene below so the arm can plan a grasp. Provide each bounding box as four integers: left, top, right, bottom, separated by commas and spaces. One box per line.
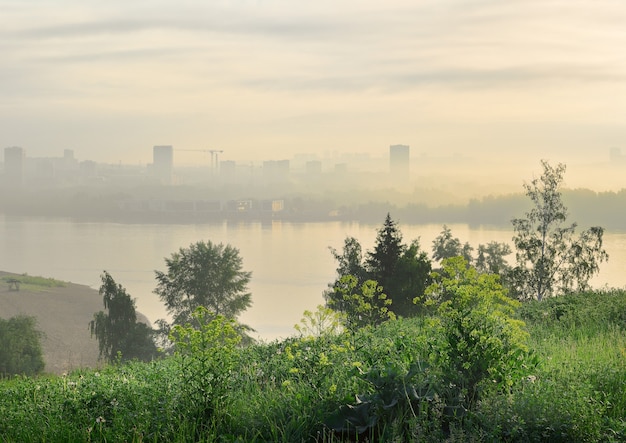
2, 0, 625, 190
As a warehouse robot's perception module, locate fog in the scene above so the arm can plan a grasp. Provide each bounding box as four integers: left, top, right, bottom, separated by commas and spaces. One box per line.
1, 0, 625, 169
1, 145, 625, 231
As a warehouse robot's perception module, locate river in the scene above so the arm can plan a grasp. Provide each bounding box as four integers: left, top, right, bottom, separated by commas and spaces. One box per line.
1, 215, 624, 341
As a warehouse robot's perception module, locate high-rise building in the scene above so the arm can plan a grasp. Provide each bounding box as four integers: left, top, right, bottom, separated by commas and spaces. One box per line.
3, 146, 25, 186
153, 145, 173, 184
262, 160, 290, 182
389, 144, 410, 181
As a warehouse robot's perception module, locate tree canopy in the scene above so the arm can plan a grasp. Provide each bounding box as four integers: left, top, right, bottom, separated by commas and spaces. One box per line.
154, 240, 252, 327
90, 271, 157, 363
326, 213, 431, 320
0, 315, 45, 376
510, 160, 608, 301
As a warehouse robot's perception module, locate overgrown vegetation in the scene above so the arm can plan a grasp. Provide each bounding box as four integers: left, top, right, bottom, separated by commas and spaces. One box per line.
0, 290, 624, 442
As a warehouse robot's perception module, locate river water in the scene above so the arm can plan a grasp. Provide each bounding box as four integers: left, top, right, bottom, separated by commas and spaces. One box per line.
1, 215, 624, 341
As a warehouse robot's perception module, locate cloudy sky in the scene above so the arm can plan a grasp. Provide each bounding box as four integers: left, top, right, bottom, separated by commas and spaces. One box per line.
1, 0, 625, 168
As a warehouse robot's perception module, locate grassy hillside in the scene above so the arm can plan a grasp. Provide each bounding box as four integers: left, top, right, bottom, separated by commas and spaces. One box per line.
1, 290, 624, 442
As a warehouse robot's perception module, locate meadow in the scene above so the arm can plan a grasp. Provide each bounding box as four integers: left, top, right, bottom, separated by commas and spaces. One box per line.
0, 289, 624, 442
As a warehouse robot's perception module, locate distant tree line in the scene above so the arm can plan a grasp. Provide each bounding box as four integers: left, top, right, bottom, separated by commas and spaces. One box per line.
2, 175, 626, 229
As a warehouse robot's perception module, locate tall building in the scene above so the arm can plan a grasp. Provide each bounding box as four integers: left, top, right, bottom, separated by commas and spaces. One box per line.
153, 145, 173, 184
262, 160, 290, 182
3, 146, 25, 186
389, 144, 410, 181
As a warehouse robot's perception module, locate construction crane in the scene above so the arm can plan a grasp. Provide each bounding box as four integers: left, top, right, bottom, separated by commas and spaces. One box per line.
176, 149, 224, 172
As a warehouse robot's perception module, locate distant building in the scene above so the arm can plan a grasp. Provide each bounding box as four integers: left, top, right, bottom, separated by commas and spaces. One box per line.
334, 163, 348, 174
389, 144, 410, 181
305, 160, 322, 176
153, 145, 173, 185
3, 146, 25, 186
263, 160, 290, 182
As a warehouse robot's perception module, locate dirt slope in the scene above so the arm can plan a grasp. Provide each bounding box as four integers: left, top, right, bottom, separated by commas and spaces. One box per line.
0, 271, 150, 375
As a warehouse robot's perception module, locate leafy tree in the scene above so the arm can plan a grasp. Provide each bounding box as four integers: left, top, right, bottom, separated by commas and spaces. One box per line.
431, 225, 474, 264
154, 240, 252, 327
90, 271, 157, 363
511, 161, 608, 301
325, 237, 365, 314
330, 236, 368, 285
328, 275, 395, 331
475, 241, 512, 276
0, 315, 45, 376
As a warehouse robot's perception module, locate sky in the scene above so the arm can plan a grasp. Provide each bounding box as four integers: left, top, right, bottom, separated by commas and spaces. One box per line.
1, 0, 626, 172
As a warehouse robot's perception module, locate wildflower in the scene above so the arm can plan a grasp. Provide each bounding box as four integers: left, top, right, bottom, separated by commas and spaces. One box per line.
110, 398, 119, 407
96, 416, 106, 424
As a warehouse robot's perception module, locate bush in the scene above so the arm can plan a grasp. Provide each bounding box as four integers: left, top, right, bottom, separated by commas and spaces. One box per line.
0, 315, 45, 376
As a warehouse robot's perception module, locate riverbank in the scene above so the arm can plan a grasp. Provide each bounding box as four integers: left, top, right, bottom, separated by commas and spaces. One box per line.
0, 271, 150, 375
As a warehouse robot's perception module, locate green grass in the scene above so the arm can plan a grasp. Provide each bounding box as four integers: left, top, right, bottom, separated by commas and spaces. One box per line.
0, 290, 625, 442
1, 274, 67, 292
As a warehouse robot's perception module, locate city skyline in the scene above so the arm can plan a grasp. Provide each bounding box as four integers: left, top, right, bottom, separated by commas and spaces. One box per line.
1, 0, 625, 179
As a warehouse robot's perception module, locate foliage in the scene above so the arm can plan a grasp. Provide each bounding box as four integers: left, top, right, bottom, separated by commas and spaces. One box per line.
328, 275, 396, 331
431, 226, 512, 282
517, 288, 626, 333
431, 225, 474, 264
294, 304, 345, 337
168, 307, 241, 437
511, 160, 608, 301
326, 361, 437, 441
475, 241, 512, 277
385, 239, 433, 317
329, 236, 368, 286
365, 213, 406, 288
154, 240, 252, 327
419, 257, 533, 408
89, 271, 157, 363
0, 315, 45, 376
326, 214, 432, 320
0, 294, 624, 442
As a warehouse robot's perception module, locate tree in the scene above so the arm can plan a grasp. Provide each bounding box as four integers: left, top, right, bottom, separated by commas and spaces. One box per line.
431, 225, 473, 264
432, 226, 511, 280
384, 239, 432, 317
90, 271, 157, 363
365, 213, 406, 288
330, 236, 368, 285
326, 214, 432, 319
511, 160, 608, 301
0, 315, 45, 376
328, 275, 395, 331
475, 241, 512, 276
154, 240, 252, 327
